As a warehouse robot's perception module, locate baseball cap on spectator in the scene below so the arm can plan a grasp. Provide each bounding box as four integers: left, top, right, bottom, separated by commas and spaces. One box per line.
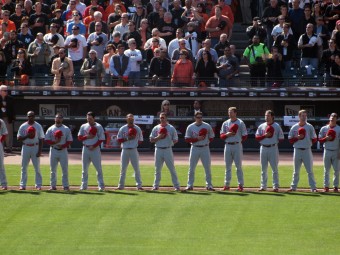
72, 25, 80, 30
89, 49, 97, 55
253, 17, 261, 25
53, 9, 62, 14
0, 85, 8, 91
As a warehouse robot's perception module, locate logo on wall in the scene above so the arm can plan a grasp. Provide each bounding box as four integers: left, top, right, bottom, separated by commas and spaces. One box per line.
106, 105, 122, 116
39, 104, 70, 116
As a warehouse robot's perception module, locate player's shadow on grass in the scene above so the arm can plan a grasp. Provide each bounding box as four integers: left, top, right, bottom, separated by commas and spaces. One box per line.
105, 190, 138, 195
9, 190, 41, 195
71, 190, 105, 195
285, 192, 321, 197
216, 191, 249, 196
46, 190, 77, 195
319, 192, 340, 196
246, 191, 285, 196
145, 190, 176, 195
181, 191, 212, 195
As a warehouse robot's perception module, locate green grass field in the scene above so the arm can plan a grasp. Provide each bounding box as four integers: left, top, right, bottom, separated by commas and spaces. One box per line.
1, 165, 339, 254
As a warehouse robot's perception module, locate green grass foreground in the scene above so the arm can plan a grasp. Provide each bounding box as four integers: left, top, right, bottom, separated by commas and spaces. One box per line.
1, 165, 340, 255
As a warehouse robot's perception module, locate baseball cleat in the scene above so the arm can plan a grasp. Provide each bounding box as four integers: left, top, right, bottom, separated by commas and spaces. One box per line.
334, 187, 339, 192
206, 187, 215, 191
36, 187, 42, 191
174, 187, 181, 191
324, 187, 329, 192
273, 188, 279, 192
258, 188, 266, 191
185, 186, 193, 191
311, 189, 318, 193
237, 185, 243, 192
19, 186, 26, 190
286, 188, 296, 192
2, 186, 7, 190
222, 186, 230, 191
152, 187, 159, 191
137, 187, 144, 191
49, 186, 57, 191
98, 188, 105, 192
63, 187, 70, 191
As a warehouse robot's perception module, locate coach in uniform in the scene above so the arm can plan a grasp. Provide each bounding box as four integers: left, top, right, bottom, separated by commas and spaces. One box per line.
45, 113, 73, 191
288, 109, 318, 192
185, 111, 215, 191
220, 107, 247, 192
116, 113, 143, 190
0, 118, 8, 190
255, 110, 284, 192
150, 112, 180, 191
17, 111, 44, 190
78, 111, 105, 191
318, 113, 340, 192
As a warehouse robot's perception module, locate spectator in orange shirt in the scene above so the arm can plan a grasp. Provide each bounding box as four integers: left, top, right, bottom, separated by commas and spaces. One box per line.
210, 0, 234, 26
83, 0, 105, 20
0, 10, 16, 32
205, 6, 232, 47
171, 49, 194, 87
105, 0, 126, 23
83, 6, 97, 38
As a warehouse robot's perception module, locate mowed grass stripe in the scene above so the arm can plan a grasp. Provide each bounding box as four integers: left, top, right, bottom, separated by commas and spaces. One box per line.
0, 188, 339, 254
4, 165, 330, 188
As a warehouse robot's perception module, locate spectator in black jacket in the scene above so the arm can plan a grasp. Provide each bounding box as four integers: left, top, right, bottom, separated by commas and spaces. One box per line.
149, 49, 171, 86
262, 0, 281, 49
214, 33, 230, 57
246, 17, 267, 45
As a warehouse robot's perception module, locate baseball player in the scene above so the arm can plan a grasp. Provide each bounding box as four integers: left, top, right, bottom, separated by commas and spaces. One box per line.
78, 112, 105, 191
318, 113, 340, 192
255, 110, 284, 192
185, 111, 215, 191
0, 118, 8, 190
45, 113, 73, 191
17, 111, 45, 190
150, 112, 180, 191
288, 109, 318, 192
116, 113, 143, 190
220, 107, 248, 192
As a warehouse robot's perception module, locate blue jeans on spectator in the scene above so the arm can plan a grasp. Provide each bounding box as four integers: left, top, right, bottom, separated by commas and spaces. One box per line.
300, 58, 318, 69
128, 71, 141, 86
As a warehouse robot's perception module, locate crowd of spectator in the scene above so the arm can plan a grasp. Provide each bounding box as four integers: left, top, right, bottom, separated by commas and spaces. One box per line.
0, 0, 338, 87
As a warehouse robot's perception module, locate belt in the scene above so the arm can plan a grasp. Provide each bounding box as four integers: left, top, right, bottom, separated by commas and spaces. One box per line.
53, 147, 63, 151
23, 143, 38, 146
262, 144, 276, 148
227, 142, 239, 145
157, 147, 170, 149
193, 144, 208, 147
124, 148, 135, 150
296, 148, 308, 150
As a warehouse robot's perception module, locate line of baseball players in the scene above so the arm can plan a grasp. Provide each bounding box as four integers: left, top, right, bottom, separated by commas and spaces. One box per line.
0, 108, 338, 193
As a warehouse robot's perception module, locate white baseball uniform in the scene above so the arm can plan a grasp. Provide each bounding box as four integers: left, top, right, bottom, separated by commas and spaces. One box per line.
117, 124, 143, 189
318, 124, 340, 188
78, 122, 105, 190
185, 121, 214, 189
45, 124, 73, 189
149, 123, 180, 189
288, 122, 317, 190
17, 121, 45, 188
255, 122, 284, 189
220, 118, 248, 187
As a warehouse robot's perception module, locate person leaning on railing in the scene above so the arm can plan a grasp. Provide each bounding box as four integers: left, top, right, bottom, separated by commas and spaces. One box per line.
171, 49, 194, 87
51, 47, 74, 87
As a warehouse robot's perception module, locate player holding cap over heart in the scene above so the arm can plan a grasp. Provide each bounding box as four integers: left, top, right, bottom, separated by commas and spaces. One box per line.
255, 110, 284, 192
185, 111, 215, 191
288, 109, 318, 192
318, 113, 340, 192
45, 113, 73, 191
220, 107, 248, 192
116, 113, 143, 190
149, 112, 180, 191
78, 111, 105, 191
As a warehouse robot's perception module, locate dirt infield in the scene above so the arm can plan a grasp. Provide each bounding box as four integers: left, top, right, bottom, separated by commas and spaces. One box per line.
4, 151, 324, 166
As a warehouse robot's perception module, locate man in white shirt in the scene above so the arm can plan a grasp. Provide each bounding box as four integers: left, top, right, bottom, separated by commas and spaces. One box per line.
124, 38, 142, 86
